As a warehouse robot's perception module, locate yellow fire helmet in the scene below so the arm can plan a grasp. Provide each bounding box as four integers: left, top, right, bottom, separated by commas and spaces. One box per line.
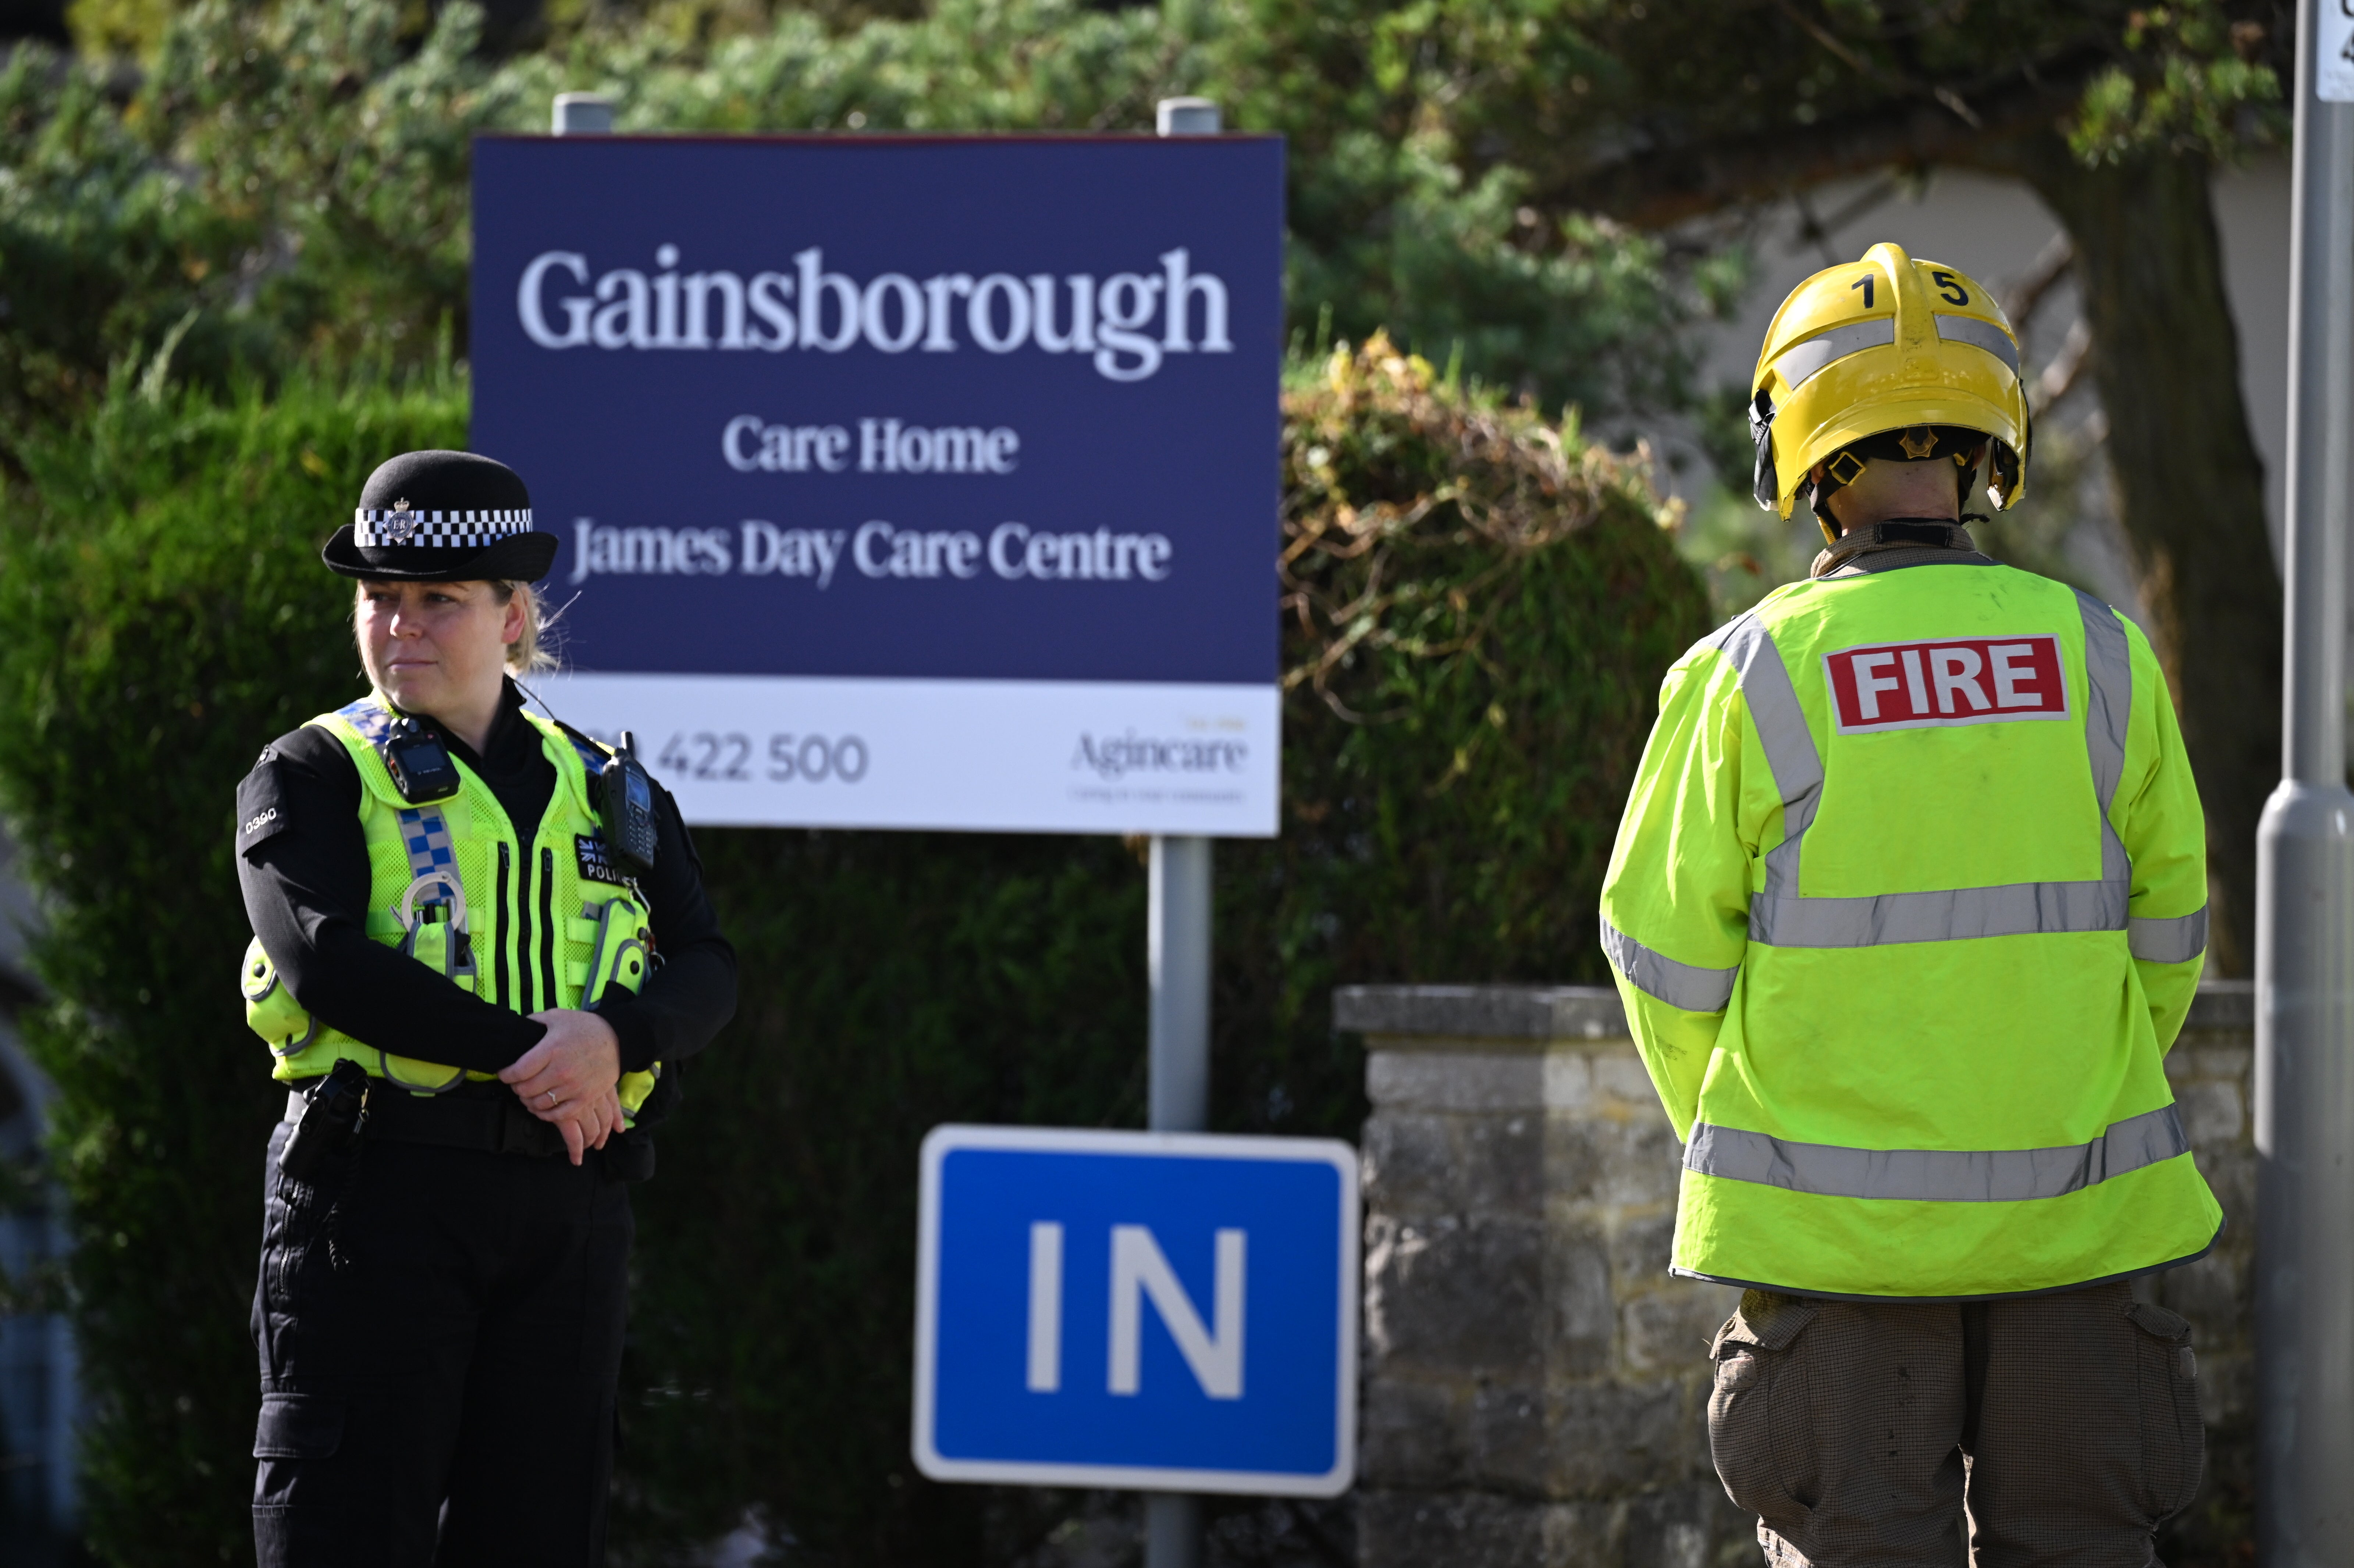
1749, 241, 2030, 524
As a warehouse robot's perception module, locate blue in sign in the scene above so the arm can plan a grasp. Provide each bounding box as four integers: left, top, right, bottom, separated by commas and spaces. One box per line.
913, 1126, 1359, 1496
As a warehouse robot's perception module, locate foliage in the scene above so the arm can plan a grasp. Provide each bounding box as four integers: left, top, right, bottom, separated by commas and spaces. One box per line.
11, 0, 2291, 503
0, 365, 467, 1565
0, 0, 1738, 478
0, 345, 1706, 1561
2069, 1, 2284, 164
0, 1, 511, 435
1450, 0, 2290, 211
618, 829, 1153, 1561
1247, 334, 1704, 992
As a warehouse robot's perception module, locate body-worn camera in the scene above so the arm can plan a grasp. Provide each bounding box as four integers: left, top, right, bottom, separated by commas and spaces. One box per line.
598, 731, 659, 878
383, 718, 462, 803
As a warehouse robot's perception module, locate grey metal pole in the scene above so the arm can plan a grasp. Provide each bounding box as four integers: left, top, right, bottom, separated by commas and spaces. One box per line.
551, 92, 614, 136
1144, 89, 1220, 1568
1149, 835, 1213, 1133
2257, 4, 2354, 1564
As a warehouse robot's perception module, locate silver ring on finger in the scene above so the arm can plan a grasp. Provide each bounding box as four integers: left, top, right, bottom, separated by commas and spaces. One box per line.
543, 1089, 558, 1109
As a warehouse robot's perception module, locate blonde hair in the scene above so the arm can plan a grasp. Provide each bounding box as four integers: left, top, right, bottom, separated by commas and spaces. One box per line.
488, 580, 559, 674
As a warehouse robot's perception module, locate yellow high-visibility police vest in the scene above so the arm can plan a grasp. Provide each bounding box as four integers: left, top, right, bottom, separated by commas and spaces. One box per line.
240, 696, 661, 1121
1600, 559, 2219, 1298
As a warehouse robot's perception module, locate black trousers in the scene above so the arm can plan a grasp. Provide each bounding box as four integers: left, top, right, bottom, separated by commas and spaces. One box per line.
250, 1119, 634, 1567
1707, 1280, 2205, 1568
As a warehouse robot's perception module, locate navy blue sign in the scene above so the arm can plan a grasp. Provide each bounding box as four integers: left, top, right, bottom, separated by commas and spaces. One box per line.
914, 1126, 1358, 1495
470, 135, 1283, 686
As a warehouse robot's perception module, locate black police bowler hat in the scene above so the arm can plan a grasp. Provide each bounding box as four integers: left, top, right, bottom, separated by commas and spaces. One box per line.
321, 450, 558, 582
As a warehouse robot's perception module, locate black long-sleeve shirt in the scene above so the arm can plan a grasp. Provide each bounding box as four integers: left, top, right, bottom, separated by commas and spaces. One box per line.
234, 682, 736, 1088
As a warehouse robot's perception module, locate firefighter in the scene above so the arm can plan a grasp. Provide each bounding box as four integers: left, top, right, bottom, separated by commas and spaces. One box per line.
1600, 244, 2216, 1567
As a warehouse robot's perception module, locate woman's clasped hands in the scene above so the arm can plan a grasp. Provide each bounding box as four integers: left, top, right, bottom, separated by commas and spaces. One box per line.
500, 1009, 625, 1165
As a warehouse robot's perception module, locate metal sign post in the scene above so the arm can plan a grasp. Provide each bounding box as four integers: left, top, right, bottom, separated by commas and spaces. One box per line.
550, 92, 613, 135
1146, 832, 1212, 1567
1146, 84, 1224, 1568
2257, 3, 2354, 1563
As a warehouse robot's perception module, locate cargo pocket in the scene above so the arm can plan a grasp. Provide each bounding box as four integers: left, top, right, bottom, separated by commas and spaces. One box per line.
253, 1391, 344, 1460
258, 1151, 335, 1334
1708, 1291, 1820, 1532
2127, 1301, 2204, 1523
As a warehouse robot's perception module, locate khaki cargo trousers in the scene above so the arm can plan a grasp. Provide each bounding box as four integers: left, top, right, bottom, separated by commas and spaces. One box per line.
1706, 1280, 2204, 1568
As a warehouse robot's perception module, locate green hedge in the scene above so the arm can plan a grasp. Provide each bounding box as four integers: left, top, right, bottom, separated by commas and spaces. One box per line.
0, 367, 472, 1563
0, 348, 1707, 1563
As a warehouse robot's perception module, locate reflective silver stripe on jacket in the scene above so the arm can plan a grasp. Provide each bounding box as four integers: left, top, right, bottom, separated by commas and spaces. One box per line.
1933, 313, 2021, 374
2129, 907, 2209, 963
2076, 589, 2134, 884
1601, 918, 1739, 1013
1750, 880, 2129, 948
1684, 1104, 2190, 1201
1774, 318, 1897, 390
1730, 592, 2160, 949
1711, 614, 1820, 905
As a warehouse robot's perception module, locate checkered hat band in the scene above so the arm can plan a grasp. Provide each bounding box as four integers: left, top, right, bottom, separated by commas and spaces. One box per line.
353, 508, 534, 548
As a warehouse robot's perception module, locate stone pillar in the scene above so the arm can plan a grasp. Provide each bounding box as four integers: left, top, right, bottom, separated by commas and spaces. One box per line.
1340, 980, 2257, 1568
1337, 985, 1745, 1568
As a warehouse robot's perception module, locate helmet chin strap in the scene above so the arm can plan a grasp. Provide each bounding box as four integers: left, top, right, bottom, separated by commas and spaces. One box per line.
1811, 440, 1992, 544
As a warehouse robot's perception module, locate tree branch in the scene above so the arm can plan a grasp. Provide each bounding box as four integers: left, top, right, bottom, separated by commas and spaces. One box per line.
1532, 47, 2105, 227
2002, 229, 2078, 328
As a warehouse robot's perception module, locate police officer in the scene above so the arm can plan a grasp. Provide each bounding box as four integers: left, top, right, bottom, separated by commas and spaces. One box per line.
233, 450, 737, 1566
1600, 245, 2216, 1566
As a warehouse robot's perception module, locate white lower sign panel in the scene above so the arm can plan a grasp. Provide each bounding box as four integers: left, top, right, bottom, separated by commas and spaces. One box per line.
531, 672, 1280, 836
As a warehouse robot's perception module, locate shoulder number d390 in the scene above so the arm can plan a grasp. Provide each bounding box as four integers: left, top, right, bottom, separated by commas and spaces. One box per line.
655, 731, 871, 784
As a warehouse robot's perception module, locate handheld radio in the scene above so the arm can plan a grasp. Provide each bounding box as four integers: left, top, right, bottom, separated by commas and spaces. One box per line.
598, 731, 660, 878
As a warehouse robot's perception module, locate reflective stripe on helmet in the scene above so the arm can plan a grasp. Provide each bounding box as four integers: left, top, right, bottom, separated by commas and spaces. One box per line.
1685, 1103, 2189, 1201
1722, 592, 2149, 949
1774, 317, 1896, 390
1935, 312, 2020, 373
1601, 918, 1738, 1012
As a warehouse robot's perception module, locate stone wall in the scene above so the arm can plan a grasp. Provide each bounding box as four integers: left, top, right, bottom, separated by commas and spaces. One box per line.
1339, 981, 2255, 1568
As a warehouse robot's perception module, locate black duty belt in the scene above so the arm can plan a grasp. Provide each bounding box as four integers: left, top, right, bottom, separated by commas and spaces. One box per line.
283, 1084, 569, 1159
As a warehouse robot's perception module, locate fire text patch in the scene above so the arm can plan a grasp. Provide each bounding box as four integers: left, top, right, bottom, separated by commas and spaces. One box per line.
1823, 634, 2070, 734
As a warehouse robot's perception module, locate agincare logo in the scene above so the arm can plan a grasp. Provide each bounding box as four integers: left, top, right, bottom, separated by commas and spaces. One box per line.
1071, 731, 1249, 780
516, 245, 1234, 382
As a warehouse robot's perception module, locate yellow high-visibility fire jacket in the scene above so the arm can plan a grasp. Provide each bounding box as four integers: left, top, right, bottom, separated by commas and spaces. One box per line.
1599, 556, 2219, 1299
